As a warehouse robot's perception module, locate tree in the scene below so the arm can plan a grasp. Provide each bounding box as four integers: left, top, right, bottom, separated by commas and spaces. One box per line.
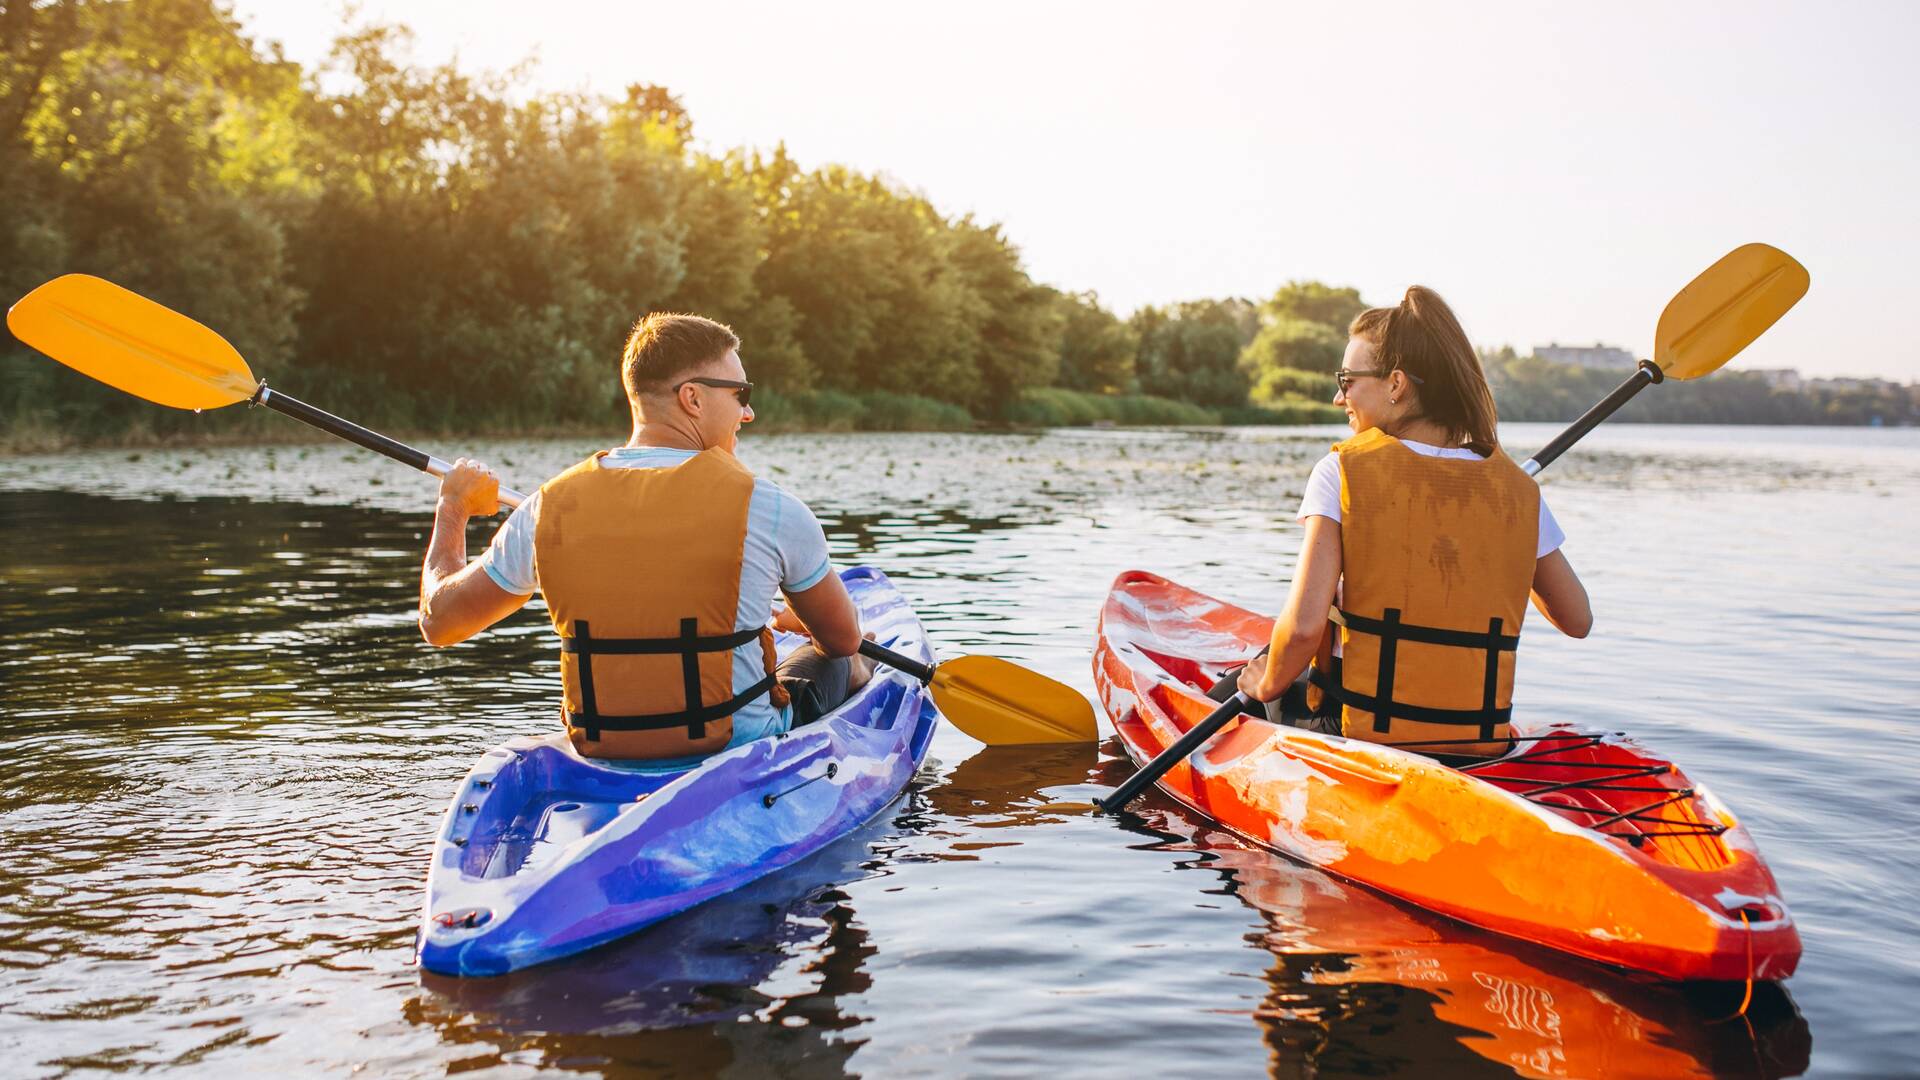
1240, 316, 1346, 377
0, 0, 303, 439
1131, 299, 1255, 407
1049, 289, 1137, 394
1262, 280, 1366, 330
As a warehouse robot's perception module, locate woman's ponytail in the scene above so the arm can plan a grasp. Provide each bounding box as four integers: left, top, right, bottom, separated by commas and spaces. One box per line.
1350, 286, 1500, 455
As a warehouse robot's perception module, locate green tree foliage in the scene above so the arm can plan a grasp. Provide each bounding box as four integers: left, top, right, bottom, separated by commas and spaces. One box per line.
3, 2, 1902, 444
1481, 347, 1920, 426
1261, 280, 1366, 330
1, 0, 303, 438
1242, 317, 1346, 378
1131, 298, 1257, 407
1046, 289, 1137, 394
1237, 280, 1363, 407
0, 1, 1068, 441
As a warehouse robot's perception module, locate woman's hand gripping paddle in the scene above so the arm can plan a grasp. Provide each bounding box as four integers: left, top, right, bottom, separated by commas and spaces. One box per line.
5, 273, 528, 507
861, 641, 1097, 745
1096, 242, 1810, 814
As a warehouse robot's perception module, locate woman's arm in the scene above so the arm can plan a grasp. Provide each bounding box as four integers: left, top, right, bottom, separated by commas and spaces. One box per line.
1238, 515, 1343, 702
1529, 548, 1592, 638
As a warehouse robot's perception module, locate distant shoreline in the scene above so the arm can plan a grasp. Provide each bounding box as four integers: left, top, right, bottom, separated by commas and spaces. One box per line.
2, 414, 1910, 456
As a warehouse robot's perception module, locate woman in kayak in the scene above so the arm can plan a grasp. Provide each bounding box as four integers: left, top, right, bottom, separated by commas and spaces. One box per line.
1219, 286, 1592, 757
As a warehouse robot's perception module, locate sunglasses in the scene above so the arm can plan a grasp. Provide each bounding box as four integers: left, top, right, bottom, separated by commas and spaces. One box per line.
1334, 368, 1424, 393
677, 376, 753, 407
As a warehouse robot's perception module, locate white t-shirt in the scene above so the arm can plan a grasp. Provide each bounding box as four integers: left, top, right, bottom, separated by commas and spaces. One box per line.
478, 446, 834, 752
1297, 441, 1565, 558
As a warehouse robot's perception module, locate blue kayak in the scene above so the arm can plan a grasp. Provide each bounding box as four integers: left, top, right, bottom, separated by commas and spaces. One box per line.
415, 566, 940, 976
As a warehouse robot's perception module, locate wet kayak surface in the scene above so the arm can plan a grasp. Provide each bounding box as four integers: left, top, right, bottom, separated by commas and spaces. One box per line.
1, 423, 1914, 1077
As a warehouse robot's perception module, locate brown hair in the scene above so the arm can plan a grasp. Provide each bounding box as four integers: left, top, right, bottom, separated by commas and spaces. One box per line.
1349, 286, 1500, 455
620, 313, 741, 399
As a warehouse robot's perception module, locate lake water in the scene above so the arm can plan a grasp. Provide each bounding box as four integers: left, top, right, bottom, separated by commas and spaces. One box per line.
1, 422, 1915, 1078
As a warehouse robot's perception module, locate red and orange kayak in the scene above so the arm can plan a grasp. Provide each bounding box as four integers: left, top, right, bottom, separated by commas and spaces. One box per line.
1093, 570, 1801, 982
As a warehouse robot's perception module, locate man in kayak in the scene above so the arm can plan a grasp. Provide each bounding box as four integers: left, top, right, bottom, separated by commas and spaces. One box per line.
415, 312, 873, 763
1219, 286, 1592, 757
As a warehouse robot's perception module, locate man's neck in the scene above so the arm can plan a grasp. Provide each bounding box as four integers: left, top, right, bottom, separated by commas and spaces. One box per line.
626, 422, 704, 452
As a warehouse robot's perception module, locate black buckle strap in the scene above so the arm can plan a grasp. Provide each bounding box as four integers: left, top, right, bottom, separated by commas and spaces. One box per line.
1309, 674, 1514, 729
1329, 607, 1519, 651
561, 621, 763, 655
1314, 606, 1518, 737
568, 672, 777, 742
565, 618, 770, 742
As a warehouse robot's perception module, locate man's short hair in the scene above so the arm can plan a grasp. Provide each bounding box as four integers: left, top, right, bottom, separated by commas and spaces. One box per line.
620, 313, 741, 399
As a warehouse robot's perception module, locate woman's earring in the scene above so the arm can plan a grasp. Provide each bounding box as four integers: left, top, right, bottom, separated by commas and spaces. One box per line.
1390, 396, 1398, 405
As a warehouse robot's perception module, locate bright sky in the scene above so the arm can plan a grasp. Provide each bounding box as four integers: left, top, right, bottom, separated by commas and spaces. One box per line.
231, 0, 1919, 380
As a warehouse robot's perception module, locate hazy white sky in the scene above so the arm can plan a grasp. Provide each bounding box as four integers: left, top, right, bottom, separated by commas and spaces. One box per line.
231, 1, 1919, 380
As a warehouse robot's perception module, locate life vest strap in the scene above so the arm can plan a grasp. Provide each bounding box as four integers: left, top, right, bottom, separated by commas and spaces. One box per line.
560, 623, 764, 655
1308, 662, 1514, 731
1329, 607, 1519, 651
565, 672, 778, 743
565, 618, 774, 743
1318, 606, 1519, 742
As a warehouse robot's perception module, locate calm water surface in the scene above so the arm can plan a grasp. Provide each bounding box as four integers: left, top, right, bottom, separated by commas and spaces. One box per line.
1, 423, 1915, 1078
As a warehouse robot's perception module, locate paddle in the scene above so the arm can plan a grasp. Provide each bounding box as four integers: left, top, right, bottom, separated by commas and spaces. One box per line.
1096, 243, 1810, 814
6, 273, 531, 507
7, 273, 1098, 746
861, 641, 1096, 744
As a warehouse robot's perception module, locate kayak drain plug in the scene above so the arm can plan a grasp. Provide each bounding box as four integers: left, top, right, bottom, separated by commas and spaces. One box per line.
764, 763, 839, 808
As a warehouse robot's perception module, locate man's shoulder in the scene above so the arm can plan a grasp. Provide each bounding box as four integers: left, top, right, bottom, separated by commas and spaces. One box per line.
750, 474, 821, 520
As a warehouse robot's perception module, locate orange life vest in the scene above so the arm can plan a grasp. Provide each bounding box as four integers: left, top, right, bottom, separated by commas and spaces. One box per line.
1306, 428, 1539, 758
532, 448, 789, 760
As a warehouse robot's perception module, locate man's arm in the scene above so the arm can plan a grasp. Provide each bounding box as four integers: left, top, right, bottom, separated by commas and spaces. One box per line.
782, 571, 862, 658
420, 459, 533, 646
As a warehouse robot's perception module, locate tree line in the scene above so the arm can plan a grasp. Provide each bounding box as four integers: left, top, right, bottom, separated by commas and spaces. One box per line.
2, 1, 1906, 448
0, 0, 1351, 445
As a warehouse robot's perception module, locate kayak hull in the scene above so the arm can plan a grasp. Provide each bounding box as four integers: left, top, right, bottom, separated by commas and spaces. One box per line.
1094, 570, 1800, 982
417, 566, 939, 976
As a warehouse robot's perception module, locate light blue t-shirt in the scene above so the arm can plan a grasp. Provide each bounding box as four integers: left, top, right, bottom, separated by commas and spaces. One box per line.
479, 446, 834, 759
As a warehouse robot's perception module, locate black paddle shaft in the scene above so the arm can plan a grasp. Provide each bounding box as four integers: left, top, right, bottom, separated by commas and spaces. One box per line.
1521, 360, 1664, 475
250, 382, 527, 508
254, 383, 432, 471
1096, 693, 1250, 814
860, 639, 935, 684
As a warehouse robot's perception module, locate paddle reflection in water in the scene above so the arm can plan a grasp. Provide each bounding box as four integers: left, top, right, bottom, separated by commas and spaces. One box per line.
1089, 748, 1810, 1079
409, 802, 914, 1077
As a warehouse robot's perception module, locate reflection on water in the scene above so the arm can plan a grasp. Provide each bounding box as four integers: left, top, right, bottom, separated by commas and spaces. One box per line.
1093, 751, 1812, 1079
2, 424, 1916, 1075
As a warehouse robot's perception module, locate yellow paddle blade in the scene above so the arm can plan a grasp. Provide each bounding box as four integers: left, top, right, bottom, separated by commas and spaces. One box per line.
1655, 243, 1809, 380
7, 274, 258, 410
928, 655, 1098, 745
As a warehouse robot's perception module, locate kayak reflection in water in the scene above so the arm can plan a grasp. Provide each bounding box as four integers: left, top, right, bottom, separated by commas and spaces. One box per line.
1214, 286, 1593, 758
415, 312, 873, 766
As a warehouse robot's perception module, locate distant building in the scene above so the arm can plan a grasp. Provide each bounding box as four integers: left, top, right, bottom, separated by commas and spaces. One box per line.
1532, 343, 1635, 369
1748, 368, 1804, 391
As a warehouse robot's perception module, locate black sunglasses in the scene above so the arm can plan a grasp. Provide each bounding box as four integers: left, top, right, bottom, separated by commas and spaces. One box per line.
1334, 368, 1424, 393
676, 377, 753, 407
